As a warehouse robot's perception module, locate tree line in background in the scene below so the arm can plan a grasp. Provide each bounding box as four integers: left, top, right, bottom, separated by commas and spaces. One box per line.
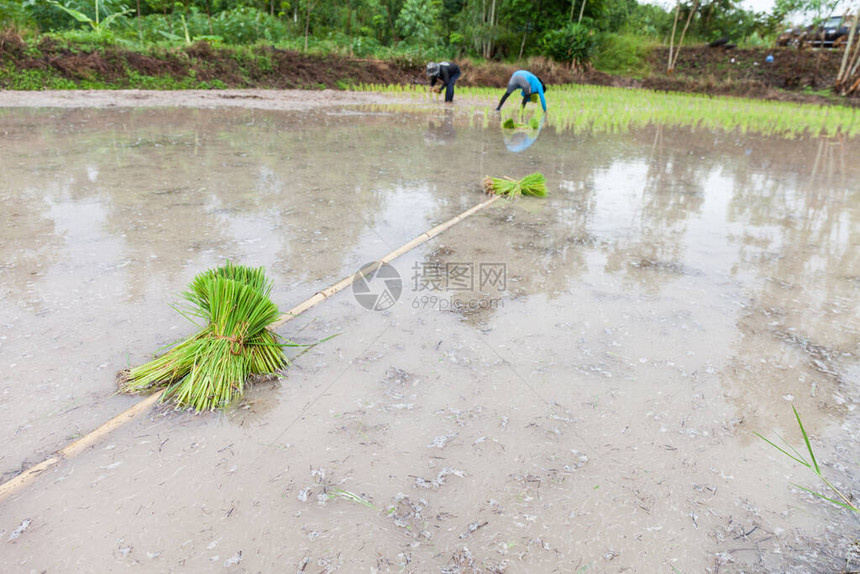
0, 0, 789, 69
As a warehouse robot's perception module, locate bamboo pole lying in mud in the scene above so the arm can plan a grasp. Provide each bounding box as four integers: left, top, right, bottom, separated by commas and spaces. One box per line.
269, 195, 499, 329
0, 195, 501, 502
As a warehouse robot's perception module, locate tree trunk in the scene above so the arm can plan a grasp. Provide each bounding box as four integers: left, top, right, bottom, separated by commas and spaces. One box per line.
305, 3, 312, 51
206, 0, 214, 36
487, 0, 496, 58
578, 0, 587, 24
670, 0, 698, 72
668, 2, 680, 72
837, 12, 859, 88
346, 0, 352, 56
518, 28, 527, 61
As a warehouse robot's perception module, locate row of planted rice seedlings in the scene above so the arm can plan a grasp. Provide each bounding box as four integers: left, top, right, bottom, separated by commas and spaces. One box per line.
353, 82, 859, 138
547, 84, 860, 138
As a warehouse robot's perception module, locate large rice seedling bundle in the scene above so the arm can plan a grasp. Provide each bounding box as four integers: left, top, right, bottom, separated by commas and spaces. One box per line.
482, 172, 547, 198
119, 262, 291, 411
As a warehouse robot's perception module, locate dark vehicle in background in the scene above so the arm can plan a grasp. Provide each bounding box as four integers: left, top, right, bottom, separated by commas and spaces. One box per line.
776, 15, 857, 48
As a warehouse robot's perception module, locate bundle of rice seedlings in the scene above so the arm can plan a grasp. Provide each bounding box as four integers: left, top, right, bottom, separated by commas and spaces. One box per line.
501, 117, 540, 130
119, 262, 292, 411
482, 172, 548, 198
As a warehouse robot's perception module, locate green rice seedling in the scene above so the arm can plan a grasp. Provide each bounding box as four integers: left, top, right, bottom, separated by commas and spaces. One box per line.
120, 263, 294, 411
756, 406, 859, 513
326, 489, 376, 509
482, 172, 547, 198
500, 116, 541, 130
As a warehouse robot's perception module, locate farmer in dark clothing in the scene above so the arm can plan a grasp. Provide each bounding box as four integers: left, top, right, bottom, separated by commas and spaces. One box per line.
496, 70, 547, 112
426, 61, 461, 103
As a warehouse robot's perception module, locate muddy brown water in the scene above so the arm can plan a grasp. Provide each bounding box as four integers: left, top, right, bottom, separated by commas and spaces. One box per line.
1, 92, 859, 572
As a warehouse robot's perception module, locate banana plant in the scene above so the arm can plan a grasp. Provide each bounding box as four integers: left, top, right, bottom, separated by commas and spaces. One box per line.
47, 0, 131, 34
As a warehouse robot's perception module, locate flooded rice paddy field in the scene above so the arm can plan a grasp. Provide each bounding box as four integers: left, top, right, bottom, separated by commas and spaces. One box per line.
1, 94, 859, 572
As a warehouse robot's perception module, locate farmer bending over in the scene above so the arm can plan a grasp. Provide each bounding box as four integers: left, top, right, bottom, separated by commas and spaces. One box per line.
496, 70, 547, 112
426, 61, 461, 103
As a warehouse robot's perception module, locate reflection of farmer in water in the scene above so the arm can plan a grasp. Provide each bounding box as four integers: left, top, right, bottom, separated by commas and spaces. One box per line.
424, 109, 457, 145
503, 116, 544, 153
496, 70, 547, 112
426, 61, 461, 103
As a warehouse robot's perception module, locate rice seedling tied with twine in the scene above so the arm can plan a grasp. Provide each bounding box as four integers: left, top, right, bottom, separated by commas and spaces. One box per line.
482, 172, 548, 199
119, 262, 294, 411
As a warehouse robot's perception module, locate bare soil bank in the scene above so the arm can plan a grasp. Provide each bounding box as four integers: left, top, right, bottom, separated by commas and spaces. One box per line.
0, 29, 856, 107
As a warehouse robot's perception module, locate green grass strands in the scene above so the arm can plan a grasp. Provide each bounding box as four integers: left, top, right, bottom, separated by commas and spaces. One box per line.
482, 172, 547, 199
757, 406, 859, 513
518, 173, 548, 197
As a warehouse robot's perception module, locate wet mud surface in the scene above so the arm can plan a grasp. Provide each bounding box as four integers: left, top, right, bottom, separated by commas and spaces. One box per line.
1, 94, 859, 572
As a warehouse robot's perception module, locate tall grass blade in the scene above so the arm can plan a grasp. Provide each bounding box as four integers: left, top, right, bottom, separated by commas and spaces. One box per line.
793, 405, 820, 474
758, 407, 858, 513
792, 483, 858, 512
754, 432, 811, 468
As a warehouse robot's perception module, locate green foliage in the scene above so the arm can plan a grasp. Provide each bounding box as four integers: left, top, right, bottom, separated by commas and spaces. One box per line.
593, 32, 651, 76
622, 2, 674, 38
739, 31, 770, 48
599, 0, 630, 33
133, 6, 286, 45
47, 0, 132, 34
6, 0, 789, 61
336, 77, 356, 89
1, 0, 36, 28
542, 22, 595, 67
396, 0, 441, 46
0, 66, 78, 88
25, 0, 132, 32
693, 1, 772, 44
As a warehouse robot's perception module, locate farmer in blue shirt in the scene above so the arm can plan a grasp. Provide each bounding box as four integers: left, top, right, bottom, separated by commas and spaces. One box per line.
496, 70, 547, 112
426, 61, 461, 103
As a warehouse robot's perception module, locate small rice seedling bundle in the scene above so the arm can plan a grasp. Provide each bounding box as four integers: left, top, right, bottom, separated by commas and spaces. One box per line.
482, 172, 547, 198
119, 262, 292, 411
502, 117, 540, 130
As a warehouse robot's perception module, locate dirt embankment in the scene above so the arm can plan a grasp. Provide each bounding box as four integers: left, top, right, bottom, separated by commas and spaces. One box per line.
0, 29, 855, 106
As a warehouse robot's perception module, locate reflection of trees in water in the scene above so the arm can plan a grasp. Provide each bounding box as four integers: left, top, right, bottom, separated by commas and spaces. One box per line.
418, 196, 595, 327
424, 108, 457, 146
602, 125, 706, 290
723, 133, 860, 432
0, 182, 61, 312
2, 108, 504, 316
1, 109, 412, 306
519, 124, 859, 434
